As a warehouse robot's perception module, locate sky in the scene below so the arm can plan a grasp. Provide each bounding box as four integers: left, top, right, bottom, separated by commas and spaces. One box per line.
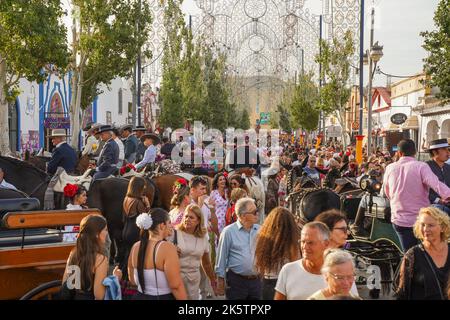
181, 0, 440, 86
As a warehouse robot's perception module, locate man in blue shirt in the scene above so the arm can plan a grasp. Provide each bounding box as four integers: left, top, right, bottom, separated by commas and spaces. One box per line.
91, 125, 119, 181
121, 124, 139, 164
215, 197, 262, 300
135, 133, 160, 172
46, 129, 77, 175
302, 155, 321, 186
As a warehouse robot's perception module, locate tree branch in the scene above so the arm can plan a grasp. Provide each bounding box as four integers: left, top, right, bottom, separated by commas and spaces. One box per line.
6, 73, 20, 88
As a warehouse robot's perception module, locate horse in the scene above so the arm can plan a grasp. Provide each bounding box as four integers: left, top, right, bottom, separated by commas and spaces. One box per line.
0, 156, 50, 209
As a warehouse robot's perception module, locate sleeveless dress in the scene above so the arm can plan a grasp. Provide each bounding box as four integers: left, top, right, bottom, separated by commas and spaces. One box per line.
177, 231, 210, 300
210, 189, 229, 233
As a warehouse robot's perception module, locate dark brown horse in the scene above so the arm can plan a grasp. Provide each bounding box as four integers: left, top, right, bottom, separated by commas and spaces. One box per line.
24, 150, 91, 175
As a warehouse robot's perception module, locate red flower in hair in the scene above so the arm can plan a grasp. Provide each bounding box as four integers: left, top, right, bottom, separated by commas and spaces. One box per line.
172, 178, 188, 193
223, 171, 228, 178
63, 183, 78, 198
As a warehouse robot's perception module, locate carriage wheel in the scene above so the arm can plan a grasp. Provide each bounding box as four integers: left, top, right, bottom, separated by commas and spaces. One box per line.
19, 280, 62, 300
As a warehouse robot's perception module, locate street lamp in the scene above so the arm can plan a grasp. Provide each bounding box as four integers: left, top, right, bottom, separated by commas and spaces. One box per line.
366, 6, 384, 157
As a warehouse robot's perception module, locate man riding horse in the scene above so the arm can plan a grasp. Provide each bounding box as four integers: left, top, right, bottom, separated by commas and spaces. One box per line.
46, 129, 77, 175
90, 125, 119, 181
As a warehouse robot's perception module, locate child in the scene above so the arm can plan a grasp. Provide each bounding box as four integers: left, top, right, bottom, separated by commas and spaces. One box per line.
63, 183, 87, 242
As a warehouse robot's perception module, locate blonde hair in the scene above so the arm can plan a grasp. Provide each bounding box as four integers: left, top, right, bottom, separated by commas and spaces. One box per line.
413, 207, 450, 242
231, 188, 247, 203
177, 204, 207, 238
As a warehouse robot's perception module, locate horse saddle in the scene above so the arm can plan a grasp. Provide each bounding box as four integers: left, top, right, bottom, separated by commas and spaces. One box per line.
53, 168, 92, 192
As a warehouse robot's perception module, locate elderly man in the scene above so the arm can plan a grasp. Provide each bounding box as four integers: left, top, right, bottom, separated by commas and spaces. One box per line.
215, 197, 261, 300
90, 125, 119, 181
426, 138, 450, 214
274, 222, 358, 300
0, 167, 17, 190
81, 122, 99, 157
133, 126, 147, 163
383, 139, 450, 252
46, 129, 77, 175
121, 124, 139, 164
135, 133, 160, 172
302, 155, 321, 186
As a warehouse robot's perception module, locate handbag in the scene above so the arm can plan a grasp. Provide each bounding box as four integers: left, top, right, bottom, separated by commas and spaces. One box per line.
59, 281, 75, 300
420, 244, 446, 300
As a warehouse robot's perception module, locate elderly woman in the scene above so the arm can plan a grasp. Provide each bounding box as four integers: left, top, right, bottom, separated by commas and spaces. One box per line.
315, 210, 349, 249
307, 249, 357, 300
395, 207, 450, 300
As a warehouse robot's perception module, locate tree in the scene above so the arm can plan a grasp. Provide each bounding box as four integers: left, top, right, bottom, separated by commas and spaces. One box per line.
68, 0, 152, 149
0, 0, 69, 154
277, 104, 292, 133
289, 72, 320, 132
315, 30, 354, 146
421, 0, 450, 101
159, 0, 185, 129
239, 108, 251, 130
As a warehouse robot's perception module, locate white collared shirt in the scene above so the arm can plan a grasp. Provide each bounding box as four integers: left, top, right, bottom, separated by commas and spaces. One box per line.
0, 179, 17, 190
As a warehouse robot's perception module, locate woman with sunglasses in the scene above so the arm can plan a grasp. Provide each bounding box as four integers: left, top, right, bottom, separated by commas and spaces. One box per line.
314, 209, 349, 249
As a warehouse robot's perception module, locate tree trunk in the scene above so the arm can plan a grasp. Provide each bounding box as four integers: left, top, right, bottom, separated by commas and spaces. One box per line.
0, 58, 11, 155
335, 109, 349, 148
70, 68, 82, 150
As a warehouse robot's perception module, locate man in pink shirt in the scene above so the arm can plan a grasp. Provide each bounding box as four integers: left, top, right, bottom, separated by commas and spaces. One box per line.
383, 139, 450, 252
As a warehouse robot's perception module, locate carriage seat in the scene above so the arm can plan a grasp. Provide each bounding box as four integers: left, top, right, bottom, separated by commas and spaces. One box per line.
0, 198, 40, 219
0, 228, 62, 248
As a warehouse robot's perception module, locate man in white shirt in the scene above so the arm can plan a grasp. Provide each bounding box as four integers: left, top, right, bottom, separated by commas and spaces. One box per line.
0, 167, 17, 190
275, 221, 358, 300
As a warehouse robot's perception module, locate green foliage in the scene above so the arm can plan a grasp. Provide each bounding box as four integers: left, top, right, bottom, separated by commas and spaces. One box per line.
421, 0, 450, 100
239, 108, 251, 130
0, 0, 69, 101
288, 72, 320, 132
315, 30, 354, 115
72, 0, 153, 109
277, 104, 292, 133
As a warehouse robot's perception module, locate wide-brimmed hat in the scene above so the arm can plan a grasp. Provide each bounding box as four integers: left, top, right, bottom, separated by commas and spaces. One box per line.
97, 125, 114, 134
83, 122, 95, 132
133, 125, 147, 132
141, 133, 161, 145
428, 138, 450, 151
121, 124, 133, 132
48, 129, 68, 138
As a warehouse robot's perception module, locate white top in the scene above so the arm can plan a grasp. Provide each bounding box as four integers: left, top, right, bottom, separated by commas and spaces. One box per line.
114, 137, 125, 166
275, 259, 358, 300
64, 204, 83, 242
0, 179, 17, 190
133, 242, 171, 296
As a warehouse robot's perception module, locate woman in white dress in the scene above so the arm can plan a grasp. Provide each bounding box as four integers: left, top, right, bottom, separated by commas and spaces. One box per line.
168, 179, 190, 228
209, 173, 230, 234
63, 184, 88, 242
176, 204, 217, 300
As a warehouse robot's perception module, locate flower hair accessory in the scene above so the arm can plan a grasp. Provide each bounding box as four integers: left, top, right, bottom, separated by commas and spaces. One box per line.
63, 183, 79, 198
223, 171, 228, 178
172, 178, 188, 193
120, 163, 136, 175
136, 213, 153, 230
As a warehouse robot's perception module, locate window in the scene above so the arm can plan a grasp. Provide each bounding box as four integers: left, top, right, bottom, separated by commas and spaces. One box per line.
106, 111, 112, 125
128, 102, 133, 115
118, 89, 123, 115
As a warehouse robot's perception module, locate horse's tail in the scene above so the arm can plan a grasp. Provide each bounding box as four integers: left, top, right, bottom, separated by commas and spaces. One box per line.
149, 179, 161, 208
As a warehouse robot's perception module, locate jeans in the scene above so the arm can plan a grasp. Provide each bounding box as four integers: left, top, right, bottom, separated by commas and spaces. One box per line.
262, 278, 277, 300
431, 203, 450, 215
393, 224, 418, 252
225, 270, 262, 300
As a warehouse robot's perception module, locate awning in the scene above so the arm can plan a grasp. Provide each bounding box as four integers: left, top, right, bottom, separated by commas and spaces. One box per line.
402, 115, 419, 130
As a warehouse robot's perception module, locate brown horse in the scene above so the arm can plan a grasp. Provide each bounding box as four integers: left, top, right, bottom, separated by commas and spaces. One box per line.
24, 150, 91, 175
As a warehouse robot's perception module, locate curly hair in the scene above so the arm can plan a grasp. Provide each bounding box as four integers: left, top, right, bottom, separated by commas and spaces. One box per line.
170, 184, 190, 209
413, 207, 450, 242
254, 207, 300, 275
212, 172, 230, 191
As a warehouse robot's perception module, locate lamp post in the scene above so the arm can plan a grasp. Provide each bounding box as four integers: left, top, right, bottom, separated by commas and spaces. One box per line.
366, 6, 383, 157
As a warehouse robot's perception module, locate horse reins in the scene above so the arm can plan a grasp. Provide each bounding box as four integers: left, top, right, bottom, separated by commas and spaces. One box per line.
28, 176, 51, 197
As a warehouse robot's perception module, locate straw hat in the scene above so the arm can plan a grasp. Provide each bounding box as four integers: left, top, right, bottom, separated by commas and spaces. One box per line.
48, 129, 67, 138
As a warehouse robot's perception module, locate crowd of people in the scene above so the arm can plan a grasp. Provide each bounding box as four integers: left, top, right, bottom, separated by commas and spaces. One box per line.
57, 131, 450, 300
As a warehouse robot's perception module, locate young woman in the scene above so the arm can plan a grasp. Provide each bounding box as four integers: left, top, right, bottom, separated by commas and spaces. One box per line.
63, 183, 88, 242
255, 207, 300, 300
176, 204, 217, 299
225, 188, 247, 226
209, 173, 230, 234
169, 179, 190, 227
128, 208, 187, 300
62, 214, 122, 300
121, 176, 150, 277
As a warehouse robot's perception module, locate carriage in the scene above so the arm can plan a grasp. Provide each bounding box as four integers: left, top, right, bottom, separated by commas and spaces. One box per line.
286, 179, 403, 299
0, 197, 100, 300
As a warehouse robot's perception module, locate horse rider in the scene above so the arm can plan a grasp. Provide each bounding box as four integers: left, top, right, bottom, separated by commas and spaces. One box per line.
46, 129, 78, 175
121, 124, 139, 164
90, 125, 119, 181
133, 125, 148, 163
0, 167, 17, 190
91, 123, 105, 162
112, 126, 125, 168
81, 122, 99, 157
135, 133, 160, 172
426, 138, 450, 214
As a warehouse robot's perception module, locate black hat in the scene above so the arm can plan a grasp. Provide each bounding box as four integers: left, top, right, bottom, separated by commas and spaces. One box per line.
133, 125, 147, 132
141, 133, 161, 145
97, 125, 114, 134
121, 124, 133, 132
428, 138, 450, 151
